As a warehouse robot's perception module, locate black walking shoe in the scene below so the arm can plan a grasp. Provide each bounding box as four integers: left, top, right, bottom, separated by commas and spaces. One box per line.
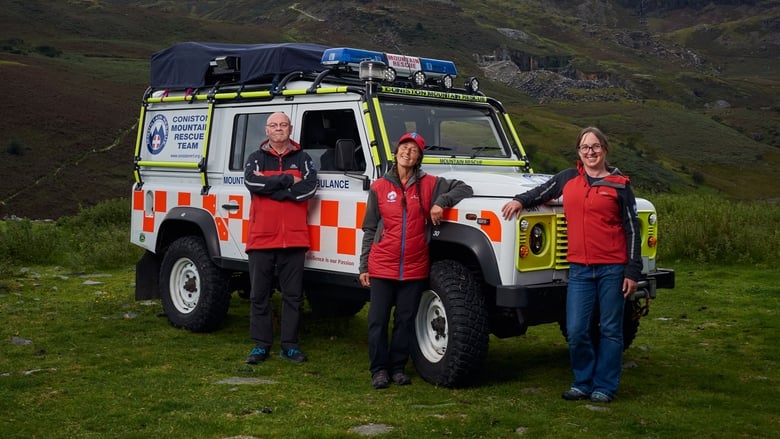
279, 348, 308, 363
391, 372, 411, 386
246, 347, 269, 364
371, 370, 390, 389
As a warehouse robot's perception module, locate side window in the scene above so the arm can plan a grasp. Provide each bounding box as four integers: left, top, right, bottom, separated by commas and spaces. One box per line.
300, 109, 364, 172
230, 113, 270, 171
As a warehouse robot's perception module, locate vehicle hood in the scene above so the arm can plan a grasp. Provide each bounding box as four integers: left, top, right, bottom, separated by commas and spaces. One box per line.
431, 169, 654, 210
431, 170, 557, 200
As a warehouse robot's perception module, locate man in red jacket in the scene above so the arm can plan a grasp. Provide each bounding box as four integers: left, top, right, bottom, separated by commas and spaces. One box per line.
244, 112, 317, 365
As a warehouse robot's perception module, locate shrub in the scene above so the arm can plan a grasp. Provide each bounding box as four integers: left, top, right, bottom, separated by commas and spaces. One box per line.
654, 194, 780, 266
56, 198, 142, 270
6, 139, 25, 156
0, 219, 65, 266
0, 198, 142, 272
34, 45, 62, 58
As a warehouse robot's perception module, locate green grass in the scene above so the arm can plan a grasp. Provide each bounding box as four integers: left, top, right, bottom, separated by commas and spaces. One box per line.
1, 261, 778, 438
1, 191, 778, 437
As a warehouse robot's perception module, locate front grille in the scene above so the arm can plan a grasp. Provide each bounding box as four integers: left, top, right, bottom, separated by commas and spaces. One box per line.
555, 214, 569, 269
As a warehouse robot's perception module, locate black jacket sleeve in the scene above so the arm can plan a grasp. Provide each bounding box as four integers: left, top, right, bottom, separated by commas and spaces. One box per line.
618, 183, 643, 281
514, 168, 578, 208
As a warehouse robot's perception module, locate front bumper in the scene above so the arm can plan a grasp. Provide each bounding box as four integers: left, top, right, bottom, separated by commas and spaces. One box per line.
495, 267, 675, 308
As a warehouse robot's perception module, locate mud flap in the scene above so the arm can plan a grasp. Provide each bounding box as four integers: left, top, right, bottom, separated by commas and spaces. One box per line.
135, 251, 161, 300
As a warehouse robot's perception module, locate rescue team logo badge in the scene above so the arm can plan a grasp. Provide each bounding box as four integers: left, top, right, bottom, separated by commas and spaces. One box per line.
146, 114, 169, 155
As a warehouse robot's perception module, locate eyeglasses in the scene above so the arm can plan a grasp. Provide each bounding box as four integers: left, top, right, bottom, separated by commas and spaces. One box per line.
266, 122, 290, 129
578, 143, 603, 153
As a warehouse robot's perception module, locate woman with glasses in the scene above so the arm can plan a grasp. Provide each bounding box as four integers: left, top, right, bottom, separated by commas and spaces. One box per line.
359, 132, 472, 389
501, 126, 642, 403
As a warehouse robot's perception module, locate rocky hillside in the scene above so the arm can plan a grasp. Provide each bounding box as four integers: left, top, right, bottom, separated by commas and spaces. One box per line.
1, 0, 778, 219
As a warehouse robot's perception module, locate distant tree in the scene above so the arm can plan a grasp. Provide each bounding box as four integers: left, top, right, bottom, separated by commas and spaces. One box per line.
6, 139, 26, 156
692, 170, 705, 185
34, 45, 62, 57
1, 38, 26, 54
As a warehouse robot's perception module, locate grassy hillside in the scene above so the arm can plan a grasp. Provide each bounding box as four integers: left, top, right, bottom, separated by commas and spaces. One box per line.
1, 0, 778, 219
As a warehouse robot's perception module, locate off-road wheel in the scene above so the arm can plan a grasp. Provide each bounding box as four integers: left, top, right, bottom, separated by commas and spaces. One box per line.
159, 236, 231, 332
411, 260, 489, 387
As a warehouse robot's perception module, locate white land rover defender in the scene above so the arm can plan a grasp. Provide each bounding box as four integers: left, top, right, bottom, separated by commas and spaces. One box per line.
131, 42, 675, 387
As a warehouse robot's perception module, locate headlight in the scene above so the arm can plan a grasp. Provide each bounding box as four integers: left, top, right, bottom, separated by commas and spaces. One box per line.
530, 223, 545, 254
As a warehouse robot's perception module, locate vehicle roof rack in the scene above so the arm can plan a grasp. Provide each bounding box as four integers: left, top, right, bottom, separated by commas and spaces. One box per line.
150, 42, 329, 89
149, 42, 475, 94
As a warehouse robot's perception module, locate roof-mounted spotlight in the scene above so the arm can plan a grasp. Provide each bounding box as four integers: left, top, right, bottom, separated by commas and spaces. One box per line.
440, 74, 454, 91
465, 76, 480, 93
412, 70, 427, 87
359, 60, 387, 82
385, 66, 397, 83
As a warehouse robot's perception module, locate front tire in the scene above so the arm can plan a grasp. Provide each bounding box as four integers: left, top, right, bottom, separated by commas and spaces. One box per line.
411, 260, 489, 387
159, 236, 230, 332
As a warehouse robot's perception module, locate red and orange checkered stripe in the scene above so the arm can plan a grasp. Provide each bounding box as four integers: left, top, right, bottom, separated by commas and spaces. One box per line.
132, 189, 472, 256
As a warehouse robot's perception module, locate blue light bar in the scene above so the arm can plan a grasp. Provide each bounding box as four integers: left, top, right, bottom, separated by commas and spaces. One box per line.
421, 57, 457, 76
321, 47, 457, 80
321, 48, 386, 66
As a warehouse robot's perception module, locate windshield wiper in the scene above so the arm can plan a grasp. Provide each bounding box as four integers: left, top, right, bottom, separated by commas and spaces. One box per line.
470, 145, 499, 159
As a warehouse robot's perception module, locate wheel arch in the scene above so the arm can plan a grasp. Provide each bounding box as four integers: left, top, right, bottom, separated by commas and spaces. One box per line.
157, 207, 221, 260
430, 222, 500, 286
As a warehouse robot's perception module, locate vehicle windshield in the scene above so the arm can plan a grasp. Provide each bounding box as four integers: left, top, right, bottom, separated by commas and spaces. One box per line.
378, 98, 509, 158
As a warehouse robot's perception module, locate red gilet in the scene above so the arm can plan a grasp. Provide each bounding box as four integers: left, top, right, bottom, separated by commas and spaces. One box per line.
562, 167, 630, 265
368, 174, 437, 280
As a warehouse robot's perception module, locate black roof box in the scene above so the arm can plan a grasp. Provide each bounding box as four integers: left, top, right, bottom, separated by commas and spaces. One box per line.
150, 42, 331, 89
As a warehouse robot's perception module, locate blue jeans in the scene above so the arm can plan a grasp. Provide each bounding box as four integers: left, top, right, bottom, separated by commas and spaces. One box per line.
566, 263, 626, 398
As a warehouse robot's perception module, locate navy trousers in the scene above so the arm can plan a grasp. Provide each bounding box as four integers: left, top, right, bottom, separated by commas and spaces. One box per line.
247, 248, 306, 351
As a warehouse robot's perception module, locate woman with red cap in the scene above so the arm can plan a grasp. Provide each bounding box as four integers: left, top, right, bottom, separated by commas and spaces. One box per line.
359, 132, 473, 389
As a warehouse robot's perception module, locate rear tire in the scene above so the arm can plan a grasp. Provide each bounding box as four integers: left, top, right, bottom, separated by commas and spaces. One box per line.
411, 260, 489, 387
159, 236, 230, 332
306, 288, 366, 318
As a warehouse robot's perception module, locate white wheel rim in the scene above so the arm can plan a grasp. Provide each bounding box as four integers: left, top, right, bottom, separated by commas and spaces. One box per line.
169, 257, 200, 314
415, 289, 448, 363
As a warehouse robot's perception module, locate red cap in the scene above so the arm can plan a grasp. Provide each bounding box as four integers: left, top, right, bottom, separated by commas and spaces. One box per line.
397, 132, 425, 152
